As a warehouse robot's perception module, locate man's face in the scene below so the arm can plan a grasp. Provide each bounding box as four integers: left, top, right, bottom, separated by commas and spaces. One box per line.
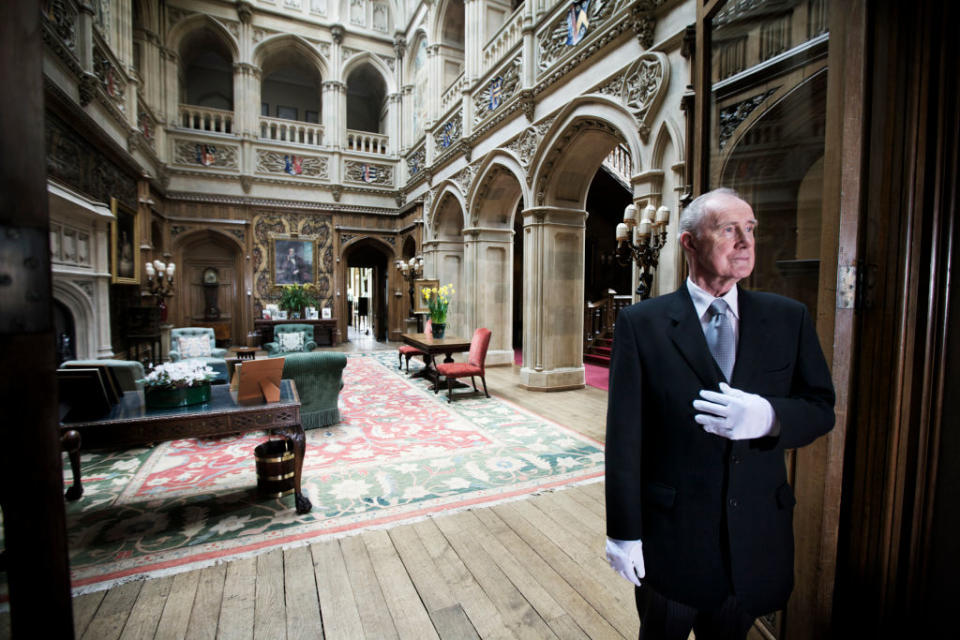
682, 194, 756, 294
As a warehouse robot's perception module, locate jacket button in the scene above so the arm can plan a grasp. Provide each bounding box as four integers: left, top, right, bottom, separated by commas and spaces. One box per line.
728, 498, 739, 508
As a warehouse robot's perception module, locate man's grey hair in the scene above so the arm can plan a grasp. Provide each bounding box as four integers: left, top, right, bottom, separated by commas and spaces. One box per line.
677, 187, 742, 240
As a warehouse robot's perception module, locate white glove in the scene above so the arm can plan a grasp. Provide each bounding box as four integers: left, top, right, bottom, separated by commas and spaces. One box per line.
605, 537, 645, 586
693, 382, 779, 440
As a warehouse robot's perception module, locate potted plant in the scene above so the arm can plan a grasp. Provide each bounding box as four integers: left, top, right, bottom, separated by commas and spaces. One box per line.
422, 283, 455, 338
278, 284, 318, 319
141, 360, 218, 409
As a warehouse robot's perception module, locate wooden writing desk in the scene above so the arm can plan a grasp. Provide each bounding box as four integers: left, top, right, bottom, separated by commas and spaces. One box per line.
60, 379, 312, 513
255, 318, 338, 347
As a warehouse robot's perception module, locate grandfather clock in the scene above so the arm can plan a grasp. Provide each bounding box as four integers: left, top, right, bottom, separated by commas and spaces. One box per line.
202, 267, 221, 320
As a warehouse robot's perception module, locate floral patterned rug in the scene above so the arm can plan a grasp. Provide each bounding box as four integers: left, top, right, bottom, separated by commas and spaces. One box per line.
62, 352, 604, 594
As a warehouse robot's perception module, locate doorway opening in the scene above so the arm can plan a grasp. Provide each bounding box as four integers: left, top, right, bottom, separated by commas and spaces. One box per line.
343, 238, 390, 343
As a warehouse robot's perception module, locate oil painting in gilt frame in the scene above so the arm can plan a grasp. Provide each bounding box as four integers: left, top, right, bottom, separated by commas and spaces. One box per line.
413, 279, 438, 314
111, 198, 139, 284
271, 235, 316, 286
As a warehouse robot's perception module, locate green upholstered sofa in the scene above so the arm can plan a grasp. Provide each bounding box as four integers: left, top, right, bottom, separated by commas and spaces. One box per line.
265, 323, 317, 357
280, 352, 347, 429
60, 359, 146, 392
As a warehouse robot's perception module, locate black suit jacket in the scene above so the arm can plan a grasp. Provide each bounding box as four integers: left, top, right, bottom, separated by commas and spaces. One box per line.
605, 285, 835, 616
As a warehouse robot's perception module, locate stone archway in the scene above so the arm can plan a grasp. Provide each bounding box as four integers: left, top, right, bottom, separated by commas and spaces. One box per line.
341, 236, 394, 342
522, 103, 642, 390
465, 156, 528, 365
424, 185, 467, 335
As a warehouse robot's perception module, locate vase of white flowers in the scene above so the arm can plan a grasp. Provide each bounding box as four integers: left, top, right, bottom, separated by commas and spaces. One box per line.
142, 360, 218, 409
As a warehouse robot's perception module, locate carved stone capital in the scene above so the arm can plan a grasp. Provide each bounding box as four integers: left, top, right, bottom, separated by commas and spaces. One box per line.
322, 80, 346, 91
634, 14, 656, 49
240, 175, 253, 193
519, 88, 536, 122
331, 186, 342, 202
393, 34, 407, 58
458, 138, 473, 162
237, 1, 254, 25
79, 72, 98, 106
330, 24, 344, 45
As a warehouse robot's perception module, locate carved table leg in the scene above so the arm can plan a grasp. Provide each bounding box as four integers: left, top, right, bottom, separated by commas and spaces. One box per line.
278, 424, 311, 514
60, 429, 83, 500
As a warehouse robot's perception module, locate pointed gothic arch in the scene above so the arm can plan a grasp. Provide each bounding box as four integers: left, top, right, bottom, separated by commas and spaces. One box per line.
529, 96, 645, 209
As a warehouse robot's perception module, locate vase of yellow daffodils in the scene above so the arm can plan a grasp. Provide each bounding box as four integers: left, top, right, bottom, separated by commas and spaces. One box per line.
422, 283, 454, 338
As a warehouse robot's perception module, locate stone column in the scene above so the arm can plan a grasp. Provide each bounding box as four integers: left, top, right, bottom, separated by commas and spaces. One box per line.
464, 226, 515, 365
162, 46, 179, 126
387, 92, 402, 156
430, 239, 466, 335
393, 35, 407, 153
322, 80, 343, 149
520, 206, 587, 390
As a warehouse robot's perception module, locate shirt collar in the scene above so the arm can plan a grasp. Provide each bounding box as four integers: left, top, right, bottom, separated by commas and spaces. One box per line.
686, 277, 740, 320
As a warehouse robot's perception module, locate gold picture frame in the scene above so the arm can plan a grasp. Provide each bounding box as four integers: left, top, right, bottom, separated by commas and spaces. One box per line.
413, 279, 438, 314
270, 234, 317, 287
111, 197, 139, 284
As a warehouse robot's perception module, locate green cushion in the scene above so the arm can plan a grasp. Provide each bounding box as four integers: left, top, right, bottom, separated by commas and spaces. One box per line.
280, 352, 347, 429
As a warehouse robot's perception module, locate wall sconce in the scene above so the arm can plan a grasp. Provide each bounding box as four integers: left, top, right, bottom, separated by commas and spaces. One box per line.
395, 255, 424, 317
616, 204, 670, 300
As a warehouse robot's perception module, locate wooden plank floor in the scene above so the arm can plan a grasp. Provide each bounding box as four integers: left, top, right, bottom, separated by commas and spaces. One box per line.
5, 345, 636, 639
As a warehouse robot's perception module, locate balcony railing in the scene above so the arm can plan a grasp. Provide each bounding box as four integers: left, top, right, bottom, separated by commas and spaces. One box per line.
603, 143, 633, 187
346, 130, 389, 155
259, 116, 324, 146
441, 72, 467, 113
482, 6, 524, 75
179, 105, 234, 134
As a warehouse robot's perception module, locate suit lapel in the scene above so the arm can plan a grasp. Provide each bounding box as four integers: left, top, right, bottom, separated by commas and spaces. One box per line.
667, 286, 723, 389
731, 287, 768, 388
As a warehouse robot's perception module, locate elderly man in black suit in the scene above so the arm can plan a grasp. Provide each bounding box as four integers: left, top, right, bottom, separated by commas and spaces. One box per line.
604, 188, 835, 639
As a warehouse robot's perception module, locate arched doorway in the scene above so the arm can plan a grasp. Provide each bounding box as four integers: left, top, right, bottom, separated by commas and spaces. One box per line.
172, 230, 244, 346
469, 158, 528, 366
342, 238, 391, 342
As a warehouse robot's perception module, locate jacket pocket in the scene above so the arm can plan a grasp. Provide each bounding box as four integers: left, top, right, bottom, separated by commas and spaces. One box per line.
645, 482, 677, 510
776, 482, 797, 509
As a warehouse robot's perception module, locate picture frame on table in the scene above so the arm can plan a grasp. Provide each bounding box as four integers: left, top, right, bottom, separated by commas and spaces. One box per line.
321, 307, 332, 319
110, 198, 139, 285
270, 234, 316, 286
413, 279, 438, 314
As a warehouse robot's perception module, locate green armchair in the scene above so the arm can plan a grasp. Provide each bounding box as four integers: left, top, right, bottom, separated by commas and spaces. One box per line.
265, 324, 317, 357
281, 352, 347, 429
169, 327, 229, 382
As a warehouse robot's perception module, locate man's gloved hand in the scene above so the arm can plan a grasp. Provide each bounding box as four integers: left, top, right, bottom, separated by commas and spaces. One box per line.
605, 537, 645, 586
693, 382, 779, 440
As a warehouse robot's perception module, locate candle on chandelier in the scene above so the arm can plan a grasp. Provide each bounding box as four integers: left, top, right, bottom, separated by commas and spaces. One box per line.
623, 204, 637, 224
638, 220, 652, 238
616, 222, 629, 241
166, 263, 175, 277
656, 206, 670, 226
145, 262, 155, 278
641, 205, 656, 225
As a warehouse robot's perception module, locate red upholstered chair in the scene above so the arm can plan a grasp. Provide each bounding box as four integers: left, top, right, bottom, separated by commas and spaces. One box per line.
435, 328, 492, 402
398, 319, 431, 372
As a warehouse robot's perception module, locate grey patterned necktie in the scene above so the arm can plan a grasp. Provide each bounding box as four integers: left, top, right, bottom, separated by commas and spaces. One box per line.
706, 299, 735, 381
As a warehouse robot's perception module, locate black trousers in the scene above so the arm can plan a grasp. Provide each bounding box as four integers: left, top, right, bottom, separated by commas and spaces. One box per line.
635, 584, 755, 640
